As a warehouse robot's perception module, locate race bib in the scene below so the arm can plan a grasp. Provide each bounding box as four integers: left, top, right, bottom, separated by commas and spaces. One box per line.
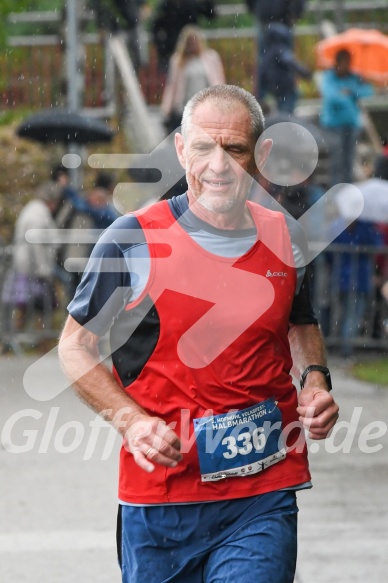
194, 398, 286, 482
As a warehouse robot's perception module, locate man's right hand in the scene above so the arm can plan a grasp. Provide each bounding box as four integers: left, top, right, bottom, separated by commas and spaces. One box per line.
124, 413, 183, 473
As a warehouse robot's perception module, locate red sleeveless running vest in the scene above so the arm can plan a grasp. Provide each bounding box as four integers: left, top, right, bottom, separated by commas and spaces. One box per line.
115, 200, 310, 503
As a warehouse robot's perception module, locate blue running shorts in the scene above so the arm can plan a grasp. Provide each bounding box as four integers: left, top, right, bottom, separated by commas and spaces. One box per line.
117, 490, 298, 583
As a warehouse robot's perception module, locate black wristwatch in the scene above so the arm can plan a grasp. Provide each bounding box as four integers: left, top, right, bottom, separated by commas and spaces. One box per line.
300, 365, 332, 391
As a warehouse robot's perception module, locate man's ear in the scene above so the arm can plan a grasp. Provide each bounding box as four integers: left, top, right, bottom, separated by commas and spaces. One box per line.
255, 138, 273, 172
175, 133, 186, 169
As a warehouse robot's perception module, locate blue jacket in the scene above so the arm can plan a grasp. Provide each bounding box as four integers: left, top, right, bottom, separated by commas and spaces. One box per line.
62, 185, 119, 229
259, 23, 311, 97
320, 69, 373, 129
327, 218, 382, 293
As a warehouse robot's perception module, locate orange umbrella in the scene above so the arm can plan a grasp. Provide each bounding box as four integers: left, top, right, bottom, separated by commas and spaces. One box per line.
316, 28, 388, 84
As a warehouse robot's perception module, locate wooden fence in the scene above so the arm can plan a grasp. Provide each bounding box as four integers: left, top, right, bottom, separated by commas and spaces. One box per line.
0, 34, 259, 111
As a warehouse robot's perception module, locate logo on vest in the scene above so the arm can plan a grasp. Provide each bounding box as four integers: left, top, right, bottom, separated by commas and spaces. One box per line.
266, 270, 288, 278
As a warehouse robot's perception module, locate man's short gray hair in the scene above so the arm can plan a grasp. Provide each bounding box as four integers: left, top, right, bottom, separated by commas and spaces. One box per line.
181, 85, 265, 141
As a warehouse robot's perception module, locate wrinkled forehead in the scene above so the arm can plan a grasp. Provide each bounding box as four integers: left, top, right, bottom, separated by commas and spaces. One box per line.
192, 97, 250, 120
189, 99, 253, 138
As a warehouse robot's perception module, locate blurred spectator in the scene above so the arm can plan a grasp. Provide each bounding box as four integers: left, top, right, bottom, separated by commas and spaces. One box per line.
89, 0, 147, 70
95, 170, 115, 193
258, 23, 311, 113
161, 25, 225, 134
325, 217, 382, 357
52, 166, 119, 300
151, 0, 216, 73
87, 182, 119, 230
51, 164, 82, 220
52, 165, 118, 230
245, 0, 307, 99
246, 0, 306, 31
320, 49, 374, 186
1, 182, 62, 335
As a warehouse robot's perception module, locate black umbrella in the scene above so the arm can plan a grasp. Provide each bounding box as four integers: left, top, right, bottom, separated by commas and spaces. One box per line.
16, 108, 115, 145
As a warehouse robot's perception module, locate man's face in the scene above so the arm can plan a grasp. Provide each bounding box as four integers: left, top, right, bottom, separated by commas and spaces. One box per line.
175, 100, 269, 216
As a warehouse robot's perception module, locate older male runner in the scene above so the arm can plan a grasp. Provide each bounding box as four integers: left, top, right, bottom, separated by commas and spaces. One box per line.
59, 85, 338, 583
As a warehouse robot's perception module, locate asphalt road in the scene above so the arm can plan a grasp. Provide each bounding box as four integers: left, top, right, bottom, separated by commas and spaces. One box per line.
0, 352, 387, 582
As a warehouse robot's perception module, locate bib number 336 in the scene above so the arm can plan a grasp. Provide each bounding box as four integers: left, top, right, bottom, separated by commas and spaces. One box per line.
194, 397, 286, 482
222, 426, 266, 459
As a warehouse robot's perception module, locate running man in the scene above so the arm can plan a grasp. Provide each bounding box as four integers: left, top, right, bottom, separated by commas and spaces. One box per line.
59, 84, 338, 583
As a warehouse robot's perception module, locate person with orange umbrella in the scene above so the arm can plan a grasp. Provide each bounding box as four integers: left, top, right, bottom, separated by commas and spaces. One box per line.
316, 28, 388, 86
320, 48, 374, 186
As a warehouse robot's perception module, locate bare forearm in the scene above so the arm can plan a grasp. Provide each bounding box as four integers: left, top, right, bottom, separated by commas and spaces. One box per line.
288, 323, 327, 378
58, 316, 182, 471
58, 327, 146, 436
